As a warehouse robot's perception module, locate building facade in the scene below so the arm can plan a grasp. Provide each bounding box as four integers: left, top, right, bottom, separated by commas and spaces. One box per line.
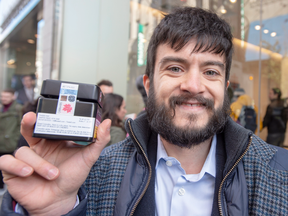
0, 0, 288, 144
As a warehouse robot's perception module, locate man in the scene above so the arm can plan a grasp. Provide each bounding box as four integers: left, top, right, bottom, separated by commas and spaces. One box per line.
262, 88, 287, 146
1, 7, 288, 216
136, 75, 147, 116
16, 75, 34, 105
0, 89, 22, 194
97, 79, 113, 94
230, 93, 258, 133
231, 87, 245, 103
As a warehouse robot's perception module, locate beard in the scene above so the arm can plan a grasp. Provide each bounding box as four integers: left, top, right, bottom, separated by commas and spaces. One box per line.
146, 84, 231, 149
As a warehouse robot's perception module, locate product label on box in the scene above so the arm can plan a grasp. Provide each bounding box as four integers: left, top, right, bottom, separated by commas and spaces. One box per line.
56, 83, 79, 116
93, 105, 102, 139
34, 113, 95, 137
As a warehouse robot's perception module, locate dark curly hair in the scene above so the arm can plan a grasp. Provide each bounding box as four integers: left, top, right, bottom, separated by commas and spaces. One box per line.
272, 88, 281, 99
145, 7, 233, 85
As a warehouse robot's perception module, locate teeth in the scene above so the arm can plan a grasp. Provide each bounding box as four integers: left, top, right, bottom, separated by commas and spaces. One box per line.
182, 103, 202, 107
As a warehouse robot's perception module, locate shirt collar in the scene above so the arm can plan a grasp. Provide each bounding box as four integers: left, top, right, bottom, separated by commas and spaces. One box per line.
156, 134, 217, 178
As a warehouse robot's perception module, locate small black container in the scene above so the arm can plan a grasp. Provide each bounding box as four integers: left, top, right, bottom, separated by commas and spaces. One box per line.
33, 79, 104, 145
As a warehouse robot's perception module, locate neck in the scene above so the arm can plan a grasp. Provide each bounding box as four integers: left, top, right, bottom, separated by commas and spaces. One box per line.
160, 136, 212, 174
3, 101, 14, 112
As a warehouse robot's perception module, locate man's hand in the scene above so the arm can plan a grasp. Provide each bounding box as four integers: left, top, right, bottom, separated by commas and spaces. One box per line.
0, 112, 111, 215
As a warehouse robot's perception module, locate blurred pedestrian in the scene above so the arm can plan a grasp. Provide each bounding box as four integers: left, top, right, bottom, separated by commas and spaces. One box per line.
0, 89, 22, 193
17, 97, 40, 148
136, 75, 147, 116
231, 87, 245, 103
227, 85, 234, 103
102, 93, 127, 146
230, 93, 258, 133
97, 79, 113, 94
262, 88, 287, 147
16, 75, 34, 105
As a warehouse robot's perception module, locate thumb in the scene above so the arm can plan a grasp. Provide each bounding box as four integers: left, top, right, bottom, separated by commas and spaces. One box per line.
96, 119, 111, 145
84, 119, 111, 165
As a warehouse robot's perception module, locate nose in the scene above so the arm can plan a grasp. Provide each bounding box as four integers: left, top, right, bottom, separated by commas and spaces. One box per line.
179, 69, 204, 95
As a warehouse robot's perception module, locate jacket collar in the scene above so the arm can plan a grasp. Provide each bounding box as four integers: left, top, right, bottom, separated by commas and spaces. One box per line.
0, 100, 19, 113
125, 112, 252, 173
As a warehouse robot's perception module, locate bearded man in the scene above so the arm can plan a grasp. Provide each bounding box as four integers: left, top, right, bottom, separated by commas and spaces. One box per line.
1, 7, 288, 216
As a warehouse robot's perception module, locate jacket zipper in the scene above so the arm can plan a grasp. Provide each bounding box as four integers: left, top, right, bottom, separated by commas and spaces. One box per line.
128, 120, 152, 216
218, 136, 253, 216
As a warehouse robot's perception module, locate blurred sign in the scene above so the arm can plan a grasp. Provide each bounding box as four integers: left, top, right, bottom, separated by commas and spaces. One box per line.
137, 24, 145, 66
0, 0, 40, 44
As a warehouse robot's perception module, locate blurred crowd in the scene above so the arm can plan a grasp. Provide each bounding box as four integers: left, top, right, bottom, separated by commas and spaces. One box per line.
229, 86, 288, 147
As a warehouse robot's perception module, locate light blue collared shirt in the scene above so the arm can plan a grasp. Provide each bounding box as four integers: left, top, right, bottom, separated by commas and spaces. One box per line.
155, 134, 217, 216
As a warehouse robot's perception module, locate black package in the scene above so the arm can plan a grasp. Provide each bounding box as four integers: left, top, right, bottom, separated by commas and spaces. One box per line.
33, 79, 103, 145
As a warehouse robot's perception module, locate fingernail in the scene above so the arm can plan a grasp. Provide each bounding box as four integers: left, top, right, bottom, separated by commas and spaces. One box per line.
21, 167, 33, 176
47, 168, 59, 180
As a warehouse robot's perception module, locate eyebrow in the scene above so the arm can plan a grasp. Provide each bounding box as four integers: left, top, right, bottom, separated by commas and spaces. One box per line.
200, 61, 225, 71
159, 57, 188, 66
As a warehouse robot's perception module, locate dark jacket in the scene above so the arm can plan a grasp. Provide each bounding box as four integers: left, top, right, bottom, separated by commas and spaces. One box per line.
1, 113, 288, 216
0, 101, 22, 153
16, 88, 33, 105
263, 99, 287, 134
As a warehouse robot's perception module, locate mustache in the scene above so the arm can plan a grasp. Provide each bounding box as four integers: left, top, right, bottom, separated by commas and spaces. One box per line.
169, 94, 215, 117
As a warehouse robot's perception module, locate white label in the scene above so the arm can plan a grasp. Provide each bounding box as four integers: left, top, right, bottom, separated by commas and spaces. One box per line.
56, 83, 79, 116
34, 113, 95, 137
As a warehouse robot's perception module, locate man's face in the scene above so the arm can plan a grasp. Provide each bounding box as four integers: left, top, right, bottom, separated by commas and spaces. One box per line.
1, 92, 14, 105
269, 89, 277, 101
144, 39, 230, 147
100, 85, 113, 95
22, 76, 33, 89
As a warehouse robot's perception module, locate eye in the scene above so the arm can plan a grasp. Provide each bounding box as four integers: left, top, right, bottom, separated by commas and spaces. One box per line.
168, 67, 182, 73
205, 70, 218, 76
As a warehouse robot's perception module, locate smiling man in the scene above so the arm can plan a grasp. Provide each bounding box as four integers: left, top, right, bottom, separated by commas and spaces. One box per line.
1, 7, 288, 216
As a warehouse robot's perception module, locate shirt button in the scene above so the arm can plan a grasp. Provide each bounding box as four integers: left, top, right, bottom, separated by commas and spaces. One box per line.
178, 188, 185, 196
166, 160, 172, 166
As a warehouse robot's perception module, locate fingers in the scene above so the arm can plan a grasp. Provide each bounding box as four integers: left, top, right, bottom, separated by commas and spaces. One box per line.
21, 112, 42, 147
14, 147, 60, 180
0, 154, 33, 178
0, 147, 60, 181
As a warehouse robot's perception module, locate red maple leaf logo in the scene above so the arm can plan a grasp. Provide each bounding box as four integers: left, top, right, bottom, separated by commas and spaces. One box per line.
63, 104, 73, 113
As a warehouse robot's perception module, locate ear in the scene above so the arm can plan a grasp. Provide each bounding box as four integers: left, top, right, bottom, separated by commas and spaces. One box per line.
143, 75, 150, 96
226, 81, 230, 90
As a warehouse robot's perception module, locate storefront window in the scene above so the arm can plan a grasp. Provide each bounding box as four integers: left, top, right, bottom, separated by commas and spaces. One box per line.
0, 0, 43, 97
127, 0, 288, 145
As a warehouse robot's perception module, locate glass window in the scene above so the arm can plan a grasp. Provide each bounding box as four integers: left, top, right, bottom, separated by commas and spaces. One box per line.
127, 0, 288, 147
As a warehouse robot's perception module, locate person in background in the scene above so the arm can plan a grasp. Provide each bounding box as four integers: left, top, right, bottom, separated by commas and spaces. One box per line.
17, 97, 40, 148
16, 75, 35, 105
231, 87, 245, 103
227, 85, 234, 103
230, 93, 258, 133
0, 89, 22, 194
136, 75, 147, 116
262, 88, 287, 147
97, 79, 113, 94
102, 93, 127, 147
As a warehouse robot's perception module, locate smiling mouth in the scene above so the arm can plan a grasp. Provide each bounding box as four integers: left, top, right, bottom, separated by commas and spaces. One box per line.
176, 102, 206, 107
